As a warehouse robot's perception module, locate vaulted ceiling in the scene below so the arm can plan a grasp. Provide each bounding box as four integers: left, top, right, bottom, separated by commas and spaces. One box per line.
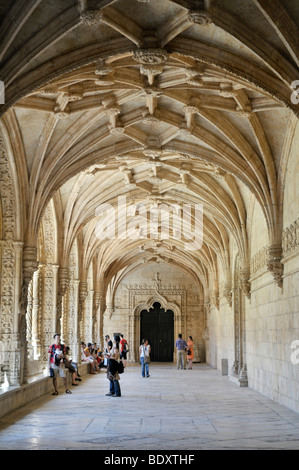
1, 0, 298, 297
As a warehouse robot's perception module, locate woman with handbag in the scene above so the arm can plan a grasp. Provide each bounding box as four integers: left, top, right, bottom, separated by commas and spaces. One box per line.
139, 338, 151, 378
186, 336, 194, 370
106, 335, 121, 397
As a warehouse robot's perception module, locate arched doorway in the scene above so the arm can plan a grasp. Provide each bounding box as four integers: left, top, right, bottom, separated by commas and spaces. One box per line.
140, 302, 174, 362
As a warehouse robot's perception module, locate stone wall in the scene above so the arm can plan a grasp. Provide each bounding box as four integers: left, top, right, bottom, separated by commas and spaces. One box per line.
206, 120, 299, 412
103, 263, 205, 363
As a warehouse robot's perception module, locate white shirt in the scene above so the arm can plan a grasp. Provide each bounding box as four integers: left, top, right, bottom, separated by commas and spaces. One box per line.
140, 345, 150, 358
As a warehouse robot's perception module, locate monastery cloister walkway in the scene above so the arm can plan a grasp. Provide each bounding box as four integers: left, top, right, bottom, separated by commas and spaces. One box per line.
1, 363, 299, 450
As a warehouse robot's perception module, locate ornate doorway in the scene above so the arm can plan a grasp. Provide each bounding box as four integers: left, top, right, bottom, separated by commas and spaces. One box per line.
140, 302, 174, 362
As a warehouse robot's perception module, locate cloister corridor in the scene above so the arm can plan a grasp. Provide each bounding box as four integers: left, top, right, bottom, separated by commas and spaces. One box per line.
0, 0, 299, 453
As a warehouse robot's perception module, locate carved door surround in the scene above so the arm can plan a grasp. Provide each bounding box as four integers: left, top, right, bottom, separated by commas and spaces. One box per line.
125, 277, 188, 362
133, 292, 181, 362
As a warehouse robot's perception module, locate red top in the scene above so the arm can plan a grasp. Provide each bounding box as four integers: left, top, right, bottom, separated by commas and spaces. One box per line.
48, 343, 66, 364
120, 338, 127, 353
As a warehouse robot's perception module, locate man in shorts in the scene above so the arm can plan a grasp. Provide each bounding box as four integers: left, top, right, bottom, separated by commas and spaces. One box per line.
48, 333, 72, 395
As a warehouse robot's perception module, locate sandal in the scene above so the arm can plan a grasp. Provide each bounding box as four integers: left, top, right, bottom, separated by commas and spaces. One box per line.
65, 389, 72, 394
72, 383, 78, 386
52, 391, 58, 396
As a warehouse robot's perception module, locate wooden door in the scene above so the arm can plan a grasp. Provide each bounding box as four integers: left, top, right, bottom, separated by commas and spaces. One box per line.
140, 302, 174, 362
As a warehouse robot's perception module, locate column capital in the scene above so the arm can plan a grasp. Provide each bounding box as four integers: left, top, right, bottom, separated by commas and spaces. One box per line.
12, 241, 24, 252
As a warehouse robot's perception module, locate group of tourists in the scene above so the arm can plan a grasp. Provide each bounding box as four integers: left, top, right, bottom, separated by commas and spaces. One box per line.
47, 333, 129, 397
47, 332, 194, 397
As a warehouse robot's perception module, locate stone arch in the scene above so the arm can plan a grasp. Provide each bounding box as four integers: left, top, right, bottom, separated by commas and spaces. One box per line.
133, 293, 181, 363
25, 199, 59, 368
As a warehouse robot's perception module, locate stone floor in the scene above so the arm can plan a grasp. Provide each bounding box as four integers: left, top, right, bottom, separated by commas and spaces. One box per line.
1, 363, 299, 450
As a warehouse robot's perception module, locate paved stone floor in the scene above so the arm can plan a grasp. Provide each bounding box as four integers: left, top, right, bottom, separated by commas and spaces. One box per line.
1, 363, 299, 450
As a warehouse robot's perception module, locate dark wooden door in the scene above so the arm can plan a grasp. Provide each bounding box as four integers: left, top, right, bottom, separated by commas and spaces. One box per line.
140, 302, 174, 362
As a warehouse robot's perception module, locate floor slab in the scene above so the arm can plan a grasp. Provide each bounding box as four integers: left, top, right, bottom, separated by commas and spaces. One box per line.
1, 363, 299, 450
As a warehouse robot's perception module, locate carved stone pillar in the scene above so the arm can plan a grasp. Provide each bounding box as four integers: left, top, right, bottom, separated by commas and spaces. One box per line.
57, 267, 69, 334
26, 279, 34, 360
72, 280, 81, 363
230, 259, 248, 387
21, 245, 38, 385
31, 265, 43, 360
94, 292, 102, 346
51, 265, 59, 336
89, 289, 94, 343
79, 281, 88, 341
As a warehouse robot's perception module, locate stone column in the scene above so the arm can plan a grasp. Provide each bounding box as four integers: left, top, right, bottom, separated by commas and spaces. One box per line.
72, 280, 81, 363
230, 272, 248, 387
21, 246, 38, 385
79, 281, 88, 341
94, 292, 102, 346
57, 267, 69, 334
51, 265, 59, 336
31, 264, 44, 360
89, 289, 94, 343
9, 241, 24, 386
99, 294, 106, 351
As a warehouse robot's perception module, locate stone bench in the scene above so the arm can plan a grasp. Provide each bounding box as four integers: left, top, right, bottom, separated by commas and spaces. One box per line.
0, 362, 90, 419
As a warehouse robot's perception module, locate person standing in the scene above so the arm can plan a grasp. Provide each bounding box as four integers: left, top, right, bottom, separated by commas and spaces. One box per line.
103, 335, 113, 369
106, 335, 121, 397
48, 334, 72, 395
139, 338, 151, 378
186, 336, 194, 370
105, 335, 113, 353
175, 334, 187, 370
120, 334, 128, 368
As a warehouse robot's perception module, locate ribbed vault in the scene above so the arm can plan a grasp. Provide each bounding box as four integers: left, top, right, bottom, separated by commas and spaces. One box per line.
0, 0, 298, 342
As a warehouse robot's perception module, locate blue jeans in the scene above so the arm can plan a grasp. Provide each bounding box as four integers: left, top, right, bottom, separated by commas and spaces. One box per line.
140, 357, 149, 377
109, 379, 121, 396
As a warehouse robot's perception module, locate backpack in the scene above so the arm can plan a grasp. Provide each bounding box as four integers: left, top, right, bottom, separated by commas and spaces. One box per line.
52, 343, 65, 366
118, 361, 124, 374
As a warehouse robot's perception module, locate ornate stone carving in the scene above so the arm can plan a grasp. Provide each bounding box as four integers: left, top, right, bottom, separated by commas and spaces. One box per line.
211, 289, 219, 310
22, 246, 38, 293
58, 268, 69, 297
223, 283, 232, 307
133, 48, 168, 65
80, 10, 103, 26
240, 267, 250, 299
282, 218, 299, 259
250, 246, 268, 277
267, 245, 283, 288
188, 9, 213, 26
54, 107, 70, 119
